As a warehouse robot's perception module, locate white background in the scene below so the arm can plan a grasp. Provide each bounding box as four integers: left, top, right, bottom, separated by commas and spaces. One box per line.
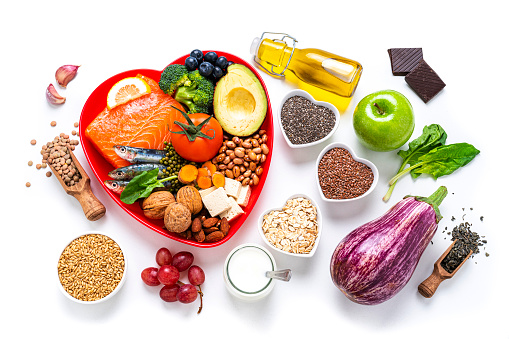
2, 0, 507, 337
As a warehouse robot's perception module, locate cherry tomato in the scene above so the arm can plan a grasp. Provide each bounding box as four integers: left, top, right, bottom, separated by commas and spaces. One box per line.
171, 112, 223, 162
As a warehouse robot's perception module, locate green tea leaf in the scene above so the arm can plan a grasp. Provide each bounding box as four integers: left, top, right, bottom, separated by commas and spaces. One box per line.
413, 143, 480, 179
120, 169, 164, 204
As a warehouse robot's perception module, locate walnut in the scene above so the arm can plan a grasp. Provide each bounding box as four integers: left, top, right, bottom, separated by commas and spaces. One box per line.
164, 202, 192, 233
176, 185, 203, 215
142, 191, 175, 219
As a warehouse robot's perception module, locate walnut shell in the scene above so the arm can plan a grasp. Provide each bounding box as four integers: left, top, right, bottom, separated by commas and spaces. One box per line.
176, 185, 203, 215
164, 202, 192, 233
142, 191, 175, 219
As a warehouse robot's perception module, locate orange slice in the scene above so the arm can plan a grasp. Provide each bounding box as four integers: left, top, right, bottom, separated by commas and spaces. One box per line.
107, 77, 151, 109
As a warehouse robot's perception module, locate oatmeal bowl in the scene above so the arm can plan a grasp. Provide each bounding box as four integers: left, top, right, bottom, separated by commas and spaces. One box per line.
316, 142, 378, 202
258, 194, 322, 258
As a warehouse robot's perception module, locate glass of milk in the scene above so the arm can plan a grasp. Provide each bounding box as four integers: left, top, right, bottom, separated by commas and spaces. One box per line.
223, 243, 277, 301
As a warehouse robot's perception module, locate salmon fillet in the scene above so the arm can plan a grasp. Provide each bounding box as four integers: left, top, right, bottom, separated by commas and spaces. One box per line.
85, 75, 184, 168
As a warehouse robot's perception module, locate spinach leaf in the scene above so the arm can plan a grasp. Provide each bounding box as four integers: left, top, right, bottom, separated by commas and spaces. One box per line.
412, 143, 481, 179
383, 124, 448, 202
398, 124, 448, 178
120, 169, 171, 204
388, 142, 480, 185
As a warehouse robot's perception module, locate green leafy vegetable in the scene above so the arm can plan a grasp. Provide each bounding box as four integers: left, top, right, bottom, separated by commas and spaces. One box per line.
383, 124, 447, 201
383, 124, 480, 202
120, 169, 177, 204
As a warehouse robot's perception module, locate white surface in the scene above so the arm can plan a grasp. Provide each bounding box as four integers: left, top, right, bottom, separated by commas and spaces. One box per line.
2, 0, 507, 338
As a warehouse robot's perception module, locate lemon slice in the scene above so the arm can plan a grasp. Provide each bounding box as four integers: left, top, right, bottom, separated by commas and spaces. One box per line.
107, 77, 151, 109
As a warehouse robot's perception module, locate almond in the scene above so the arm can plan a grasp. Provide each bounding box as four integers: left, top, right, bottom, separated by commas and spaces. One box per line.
203, 227, 219, 234
193, 229, 205, 243
220, 217, 230, 236
191, 217, 202, 233
205, 231, 224, 242
202, 217, 219, 228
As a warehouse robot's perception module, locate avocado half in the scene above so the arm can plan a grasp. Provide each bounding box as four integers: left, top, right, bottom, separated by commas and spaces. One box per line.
213, 64, 267, 136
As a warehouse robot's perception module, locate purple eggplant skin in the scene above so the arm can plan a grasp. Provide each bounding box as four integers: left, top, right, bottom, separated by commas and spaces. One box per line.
330, 186, 447, 305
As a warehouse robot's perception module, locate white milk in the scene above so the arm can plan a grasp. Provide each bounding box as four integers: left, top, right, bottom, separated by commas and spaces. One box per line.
224, 244, 276, 301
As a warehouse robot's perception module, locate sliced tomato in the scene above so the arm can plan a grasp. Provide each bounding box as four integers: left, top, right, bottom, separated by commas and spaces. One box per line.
171, 111, 223, 163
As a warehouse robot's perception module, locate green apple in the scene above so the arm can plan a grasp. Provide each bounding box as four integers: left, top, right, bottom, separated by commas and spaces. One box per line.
353, 90, 415, 152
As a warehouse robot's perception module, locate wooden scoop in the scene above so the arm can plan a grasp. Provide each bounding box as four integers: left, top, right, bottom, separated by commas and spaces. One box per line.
418, 239, 472, 298
49, 150, 106, 221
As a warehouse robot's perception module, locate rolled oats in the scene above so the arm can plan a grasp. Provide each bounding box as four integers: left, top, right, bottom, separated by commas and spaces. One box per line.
262, 197, 319, 254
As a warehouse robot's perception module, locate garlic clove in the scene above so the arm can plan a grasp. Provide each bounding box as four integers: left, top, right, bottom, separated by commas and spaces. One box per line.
55, 65, 80, 88
46, 84, 66, 105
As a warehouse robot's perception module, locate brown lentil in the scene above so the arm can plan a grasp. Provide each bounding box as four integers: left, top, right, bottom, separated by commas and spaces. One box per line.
26, 182, 31, 187
30, 139, 36, 145
280, 96, 336, 145
50, 121, 57, 127
318, 147, 374, 199
46, 171, 52, 177
41, 135, 81, 186
74, 122, 79, 128
28, 160, 33, 166
58, 234, 125, 302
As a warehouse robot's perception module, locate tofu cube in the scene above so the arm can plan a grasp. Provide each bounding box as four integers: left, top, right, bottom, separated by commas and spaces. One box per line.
201, 187, 231, 217
223, 177, 242, 199
199, 186, 217, 199
219, 197, 244, 222
236, 184, 251, 208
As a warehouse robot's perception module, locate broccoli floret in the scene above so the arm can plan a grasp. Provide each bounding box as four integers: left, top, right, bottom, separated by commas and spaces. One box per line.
174, 70, 214, 114
159, 64, 190, 95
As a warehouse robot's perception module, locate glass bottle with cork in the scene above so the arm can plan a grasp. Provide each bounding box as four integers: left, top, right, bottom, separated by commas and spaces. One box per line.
250, 32, 363, 110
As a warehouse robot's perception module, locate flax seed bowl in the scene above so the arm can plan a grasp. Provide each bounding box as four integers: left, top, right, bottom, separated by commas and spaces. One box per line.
278, 89, 340, 148
316, 142, 379, 202
57, 232, 127, 304
258, 194, 322, 258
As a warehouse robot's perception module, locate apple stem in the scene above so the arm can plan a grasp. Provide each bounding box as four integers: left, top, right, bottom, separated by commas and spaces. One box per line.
373, 102, 385, 115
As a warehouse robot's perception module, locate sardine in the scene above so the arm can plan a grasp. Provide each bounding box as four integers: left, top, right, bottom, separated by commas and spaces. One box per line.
114, 145, 166, 164
104, 180, 130, 194
104, 179, 173, 194
108, 163, 168, 180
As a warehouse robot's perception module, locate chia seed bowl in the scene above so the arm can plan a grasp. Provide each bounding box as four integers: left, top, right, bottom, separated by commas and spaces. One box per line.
315, 142, 379, 202
278, 89, 340, 148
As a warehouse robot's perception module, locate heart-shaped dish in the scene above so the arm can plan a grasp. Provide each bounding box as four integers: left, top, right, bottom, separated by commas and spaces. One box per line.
315, 142, 379, 202
79, 52, 273, 248
258, 194, 322, 258
278, 89, 340, 148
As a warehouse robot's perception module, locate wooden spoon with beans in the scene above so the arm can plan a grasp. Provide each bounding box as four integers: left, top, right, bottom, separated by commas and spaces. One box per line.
418, 240, 472, 298
49, 150, 106, 221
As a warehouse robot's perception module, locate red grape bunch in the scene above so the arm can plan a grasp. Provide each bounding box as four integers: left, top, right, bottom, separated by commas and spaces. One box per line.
141, 247, 206, 314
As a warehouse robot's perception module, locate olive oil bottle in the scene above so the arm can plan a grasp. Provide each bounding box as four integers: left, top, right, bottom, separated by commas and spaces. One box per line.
251, 32, 362, 98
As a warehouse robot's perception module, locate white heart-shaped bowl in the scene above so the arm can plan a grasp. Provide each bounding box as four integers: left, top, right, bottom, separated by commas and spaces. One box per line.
258, 194, 322, 258
278, 89, 340, 148
316, 142, 379, 202
57, 231, 127, 304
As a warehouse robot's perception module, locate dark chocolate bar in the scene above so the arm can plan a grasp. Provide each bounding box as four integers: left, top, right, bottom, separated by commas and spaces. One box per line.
388, 48, 423, 75
405, 60, 446, 103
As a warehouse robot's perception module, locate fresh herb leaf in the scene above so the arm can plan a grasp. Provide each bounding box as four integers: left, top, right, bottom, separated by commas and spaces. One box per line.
120, 169, 177, 204
388, 143, 480, 185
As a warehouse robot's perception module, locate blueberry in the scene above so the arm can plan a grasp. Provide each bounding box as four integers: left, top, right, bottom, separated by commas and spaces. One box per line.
185, 56, 199, 71
226, 61, 234, 68
190, 49, 203, 63
212, 66, 224, 80
203, 51, 218, 64
199, 62, 214, 77
215, 56, 228, 70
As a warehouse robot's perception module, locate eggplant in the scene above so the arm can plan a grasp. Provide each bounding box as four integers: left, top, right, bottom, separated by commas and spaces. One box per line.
330, 186, 447, 305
